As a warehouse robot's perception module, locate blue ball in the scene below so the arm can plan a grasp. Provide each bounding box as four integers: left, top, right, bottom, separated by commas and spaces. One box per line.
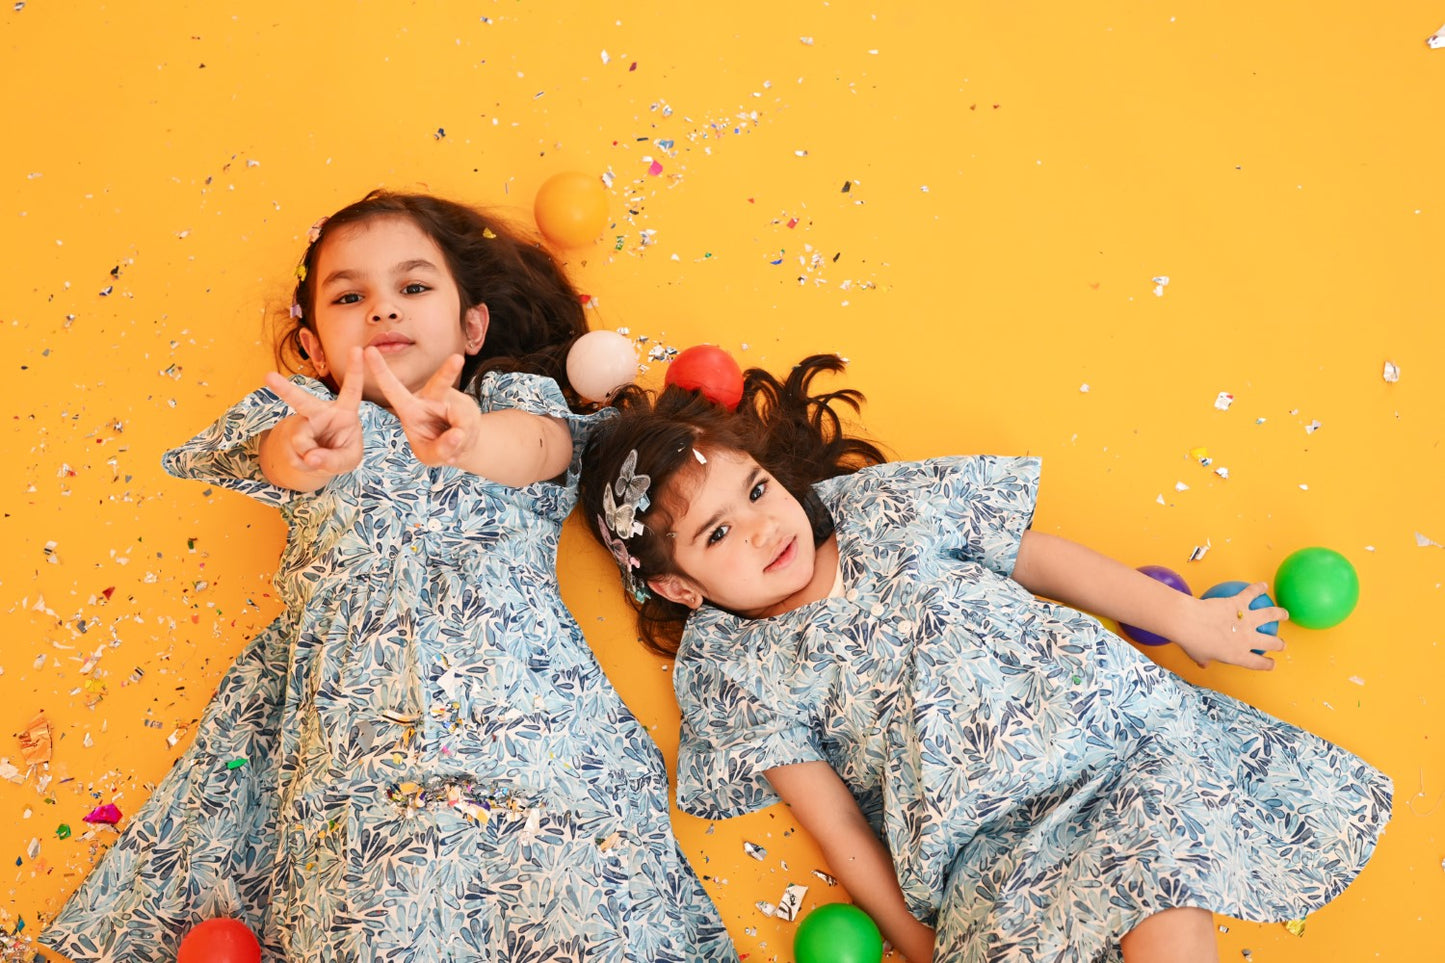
1201, 581, 1278, 655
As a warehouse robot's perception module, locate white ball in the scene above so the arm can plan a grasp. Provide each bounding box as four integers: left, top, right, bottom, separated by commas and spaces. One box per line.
566, 330, 638, 402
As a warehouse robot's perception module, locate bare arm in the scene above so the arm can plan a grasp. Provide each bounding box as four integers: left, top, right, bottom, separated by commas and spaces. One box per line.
1010, 530, 1287, 670
766, 762, 935, 963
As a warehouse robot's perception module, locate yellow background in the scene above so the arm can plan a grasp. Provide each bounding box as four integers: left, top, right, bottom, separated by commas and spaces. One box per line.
3, 2, 1443, 960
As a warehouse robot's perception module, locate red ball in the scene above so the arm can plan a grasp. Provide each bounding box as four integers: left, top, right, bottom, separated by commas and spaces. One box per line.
665, 344, 744, 410
177, 918, 261, 963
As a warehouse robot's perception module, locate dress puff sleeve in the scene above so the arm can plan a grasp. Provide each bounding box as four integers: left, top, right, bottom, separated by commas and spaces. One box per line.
160, 377, 333, 508
824, 455, 1041, 579
673, 612, 828, 820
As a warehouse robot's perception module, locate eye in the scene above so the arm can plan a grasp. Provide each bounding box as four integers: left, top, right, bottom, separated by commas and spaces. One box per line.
750, 480, 767, 501
706, 524, 731, 546
334, 292, 363, 305
402, 282, 431, 295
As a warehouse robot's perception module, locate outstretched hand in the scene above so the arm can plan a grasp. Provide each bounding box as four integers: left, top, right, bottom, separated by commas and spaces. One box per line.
365, 348, 482, 466
262, 347, 365, 480
1171, 582, 1288, 670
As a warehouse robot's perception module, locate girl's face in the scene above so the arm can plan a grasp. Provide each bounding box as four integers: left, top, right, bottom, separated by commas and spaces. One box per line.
300, 215, 488, 404
648, 449, 820, 619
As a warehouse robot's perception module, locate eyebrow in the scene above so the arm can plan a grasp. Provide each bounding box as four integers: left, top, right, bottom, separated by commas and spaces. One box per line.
688, 467, 764, 544
319, 258, 442, 288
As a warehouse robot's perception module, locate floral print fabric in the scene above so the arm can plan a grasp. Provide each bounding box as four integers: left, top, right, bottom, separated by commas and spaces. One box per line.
42, 373, 733, 963
674, 455, 1390, 962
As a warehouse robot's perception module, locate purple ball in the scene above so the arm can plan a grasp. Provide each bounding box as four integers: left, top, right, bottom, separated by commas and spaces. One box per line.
1119, 565, 1191, 646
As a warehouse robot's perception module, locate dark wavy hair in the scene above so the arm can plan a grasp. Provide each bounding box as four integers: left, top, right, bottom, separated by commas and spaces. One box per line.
273, 189, 589, 405
578, 354, 888, 655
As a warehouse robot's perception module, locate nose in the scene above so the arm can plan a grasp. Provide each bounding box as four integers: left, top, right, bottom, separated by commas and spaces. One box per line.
369, 299, 400, 323
744, 515, 777, 549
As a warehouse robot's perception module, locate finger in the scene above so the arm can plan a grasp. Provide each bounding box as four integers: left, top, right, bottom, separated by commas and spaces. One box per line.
264, 372, 330, 417
364, 347, 423, 416
1249, 633, 1286, 654
302, 446, 355, 475
419, 353, 467, 399
1245, 653, 1277, 672
334, 347, 365, 412
1254, 604, 1290, 627
433, 426, 469, 464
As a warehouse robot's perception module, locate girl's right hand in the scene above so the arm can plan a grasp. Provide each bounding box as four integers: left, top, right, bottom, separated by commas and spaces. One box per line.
261, 347, 365, 483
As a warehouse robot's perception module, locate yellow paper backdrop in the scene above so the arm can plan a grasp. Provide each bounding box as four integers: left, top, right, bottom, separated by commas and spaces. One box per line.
3, 2, 1442, 960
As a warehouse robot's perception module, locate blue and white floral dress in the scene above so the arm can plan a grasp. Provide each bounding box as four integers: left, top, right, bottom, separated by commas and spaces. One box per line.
674, 456, 1390, 962
42, 372, 734, 963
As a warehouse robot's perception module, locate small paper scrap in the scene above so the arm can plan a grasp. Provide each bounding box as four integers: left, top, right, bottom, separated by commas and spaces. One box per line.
743, 841, 767, 861
18, 714, 52, 766
1214, 392, 1235, 411
1416, 532, 1442, 549
774, 883, 808, 921
1428, 24, 1445, 48
1152, 275, 1170, 296
83, 803, 122, 826
1383, 360, 1400, 382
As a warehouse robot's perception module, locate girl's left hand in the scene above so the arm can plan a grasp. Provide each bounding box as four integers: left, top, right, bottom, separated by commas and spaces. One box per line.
1171, 582, 1288, 670
364, 349, 482, 466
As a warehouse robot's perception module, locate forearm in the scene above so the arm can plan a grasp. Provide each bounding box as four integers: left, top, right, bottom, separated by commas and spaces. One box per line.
450, 411, 573, 486
767, 763, 934, 962
812, 823, 935, 962
1011, 531, 1195, 641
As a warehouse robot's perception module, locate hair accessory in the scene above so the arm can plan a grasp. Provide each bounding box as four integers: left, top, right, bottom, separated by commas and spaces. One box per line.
597, 514, 649, 603
602, 449, 651, 540
598, 449, 653, 603
289, 302, 304, 319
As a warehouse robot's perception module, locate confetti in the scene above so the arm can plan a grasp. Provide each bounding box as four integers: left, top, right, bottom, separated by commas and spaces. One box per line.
83, 803, 123, 825
1213, 392, 1234, 411
1383, 360, 1400, 382
1152, 275, 1170, 296
17, 714, 52, 766
774, 883, 808, 921
743, 841, 767, 860
1284, 918, 1307, 937
1428, 24, 1445, 48
1416, 532, 1442, 549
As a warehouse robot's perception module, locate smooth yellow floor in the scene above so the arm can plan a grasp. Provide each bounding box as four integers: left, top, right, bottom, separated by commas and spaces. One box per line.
4, 3, 1443, 960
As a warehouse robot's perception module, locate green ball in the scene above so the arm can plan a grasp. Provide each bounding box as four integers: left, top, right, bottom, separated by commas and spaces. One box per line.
794, 903, 883, 963
1274, 547, 1359, 629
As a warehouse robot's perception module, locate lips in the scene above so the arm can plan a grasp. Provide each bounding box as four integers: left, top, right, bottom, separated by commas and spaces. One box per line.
367, 332, 413, 353
765, 536, 796, 573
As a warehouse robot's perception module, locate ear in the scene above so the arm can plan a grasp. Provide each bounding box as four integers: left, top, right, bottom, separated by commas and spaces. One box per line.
298, 328, 328, 376
648, 574, 704, 610
462, 303, 490, 355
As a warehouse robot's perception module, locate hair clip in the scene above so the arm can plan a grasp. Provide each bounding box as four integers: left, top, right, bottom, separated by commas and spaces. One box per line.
602, 450, 651, 540
289, 302, 304, 319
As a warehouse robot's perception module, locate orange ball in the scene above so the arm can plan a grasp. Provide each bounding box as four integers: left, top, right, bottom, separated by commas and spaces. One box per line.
534, 172, 609, 249
177, 918, 261, 963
